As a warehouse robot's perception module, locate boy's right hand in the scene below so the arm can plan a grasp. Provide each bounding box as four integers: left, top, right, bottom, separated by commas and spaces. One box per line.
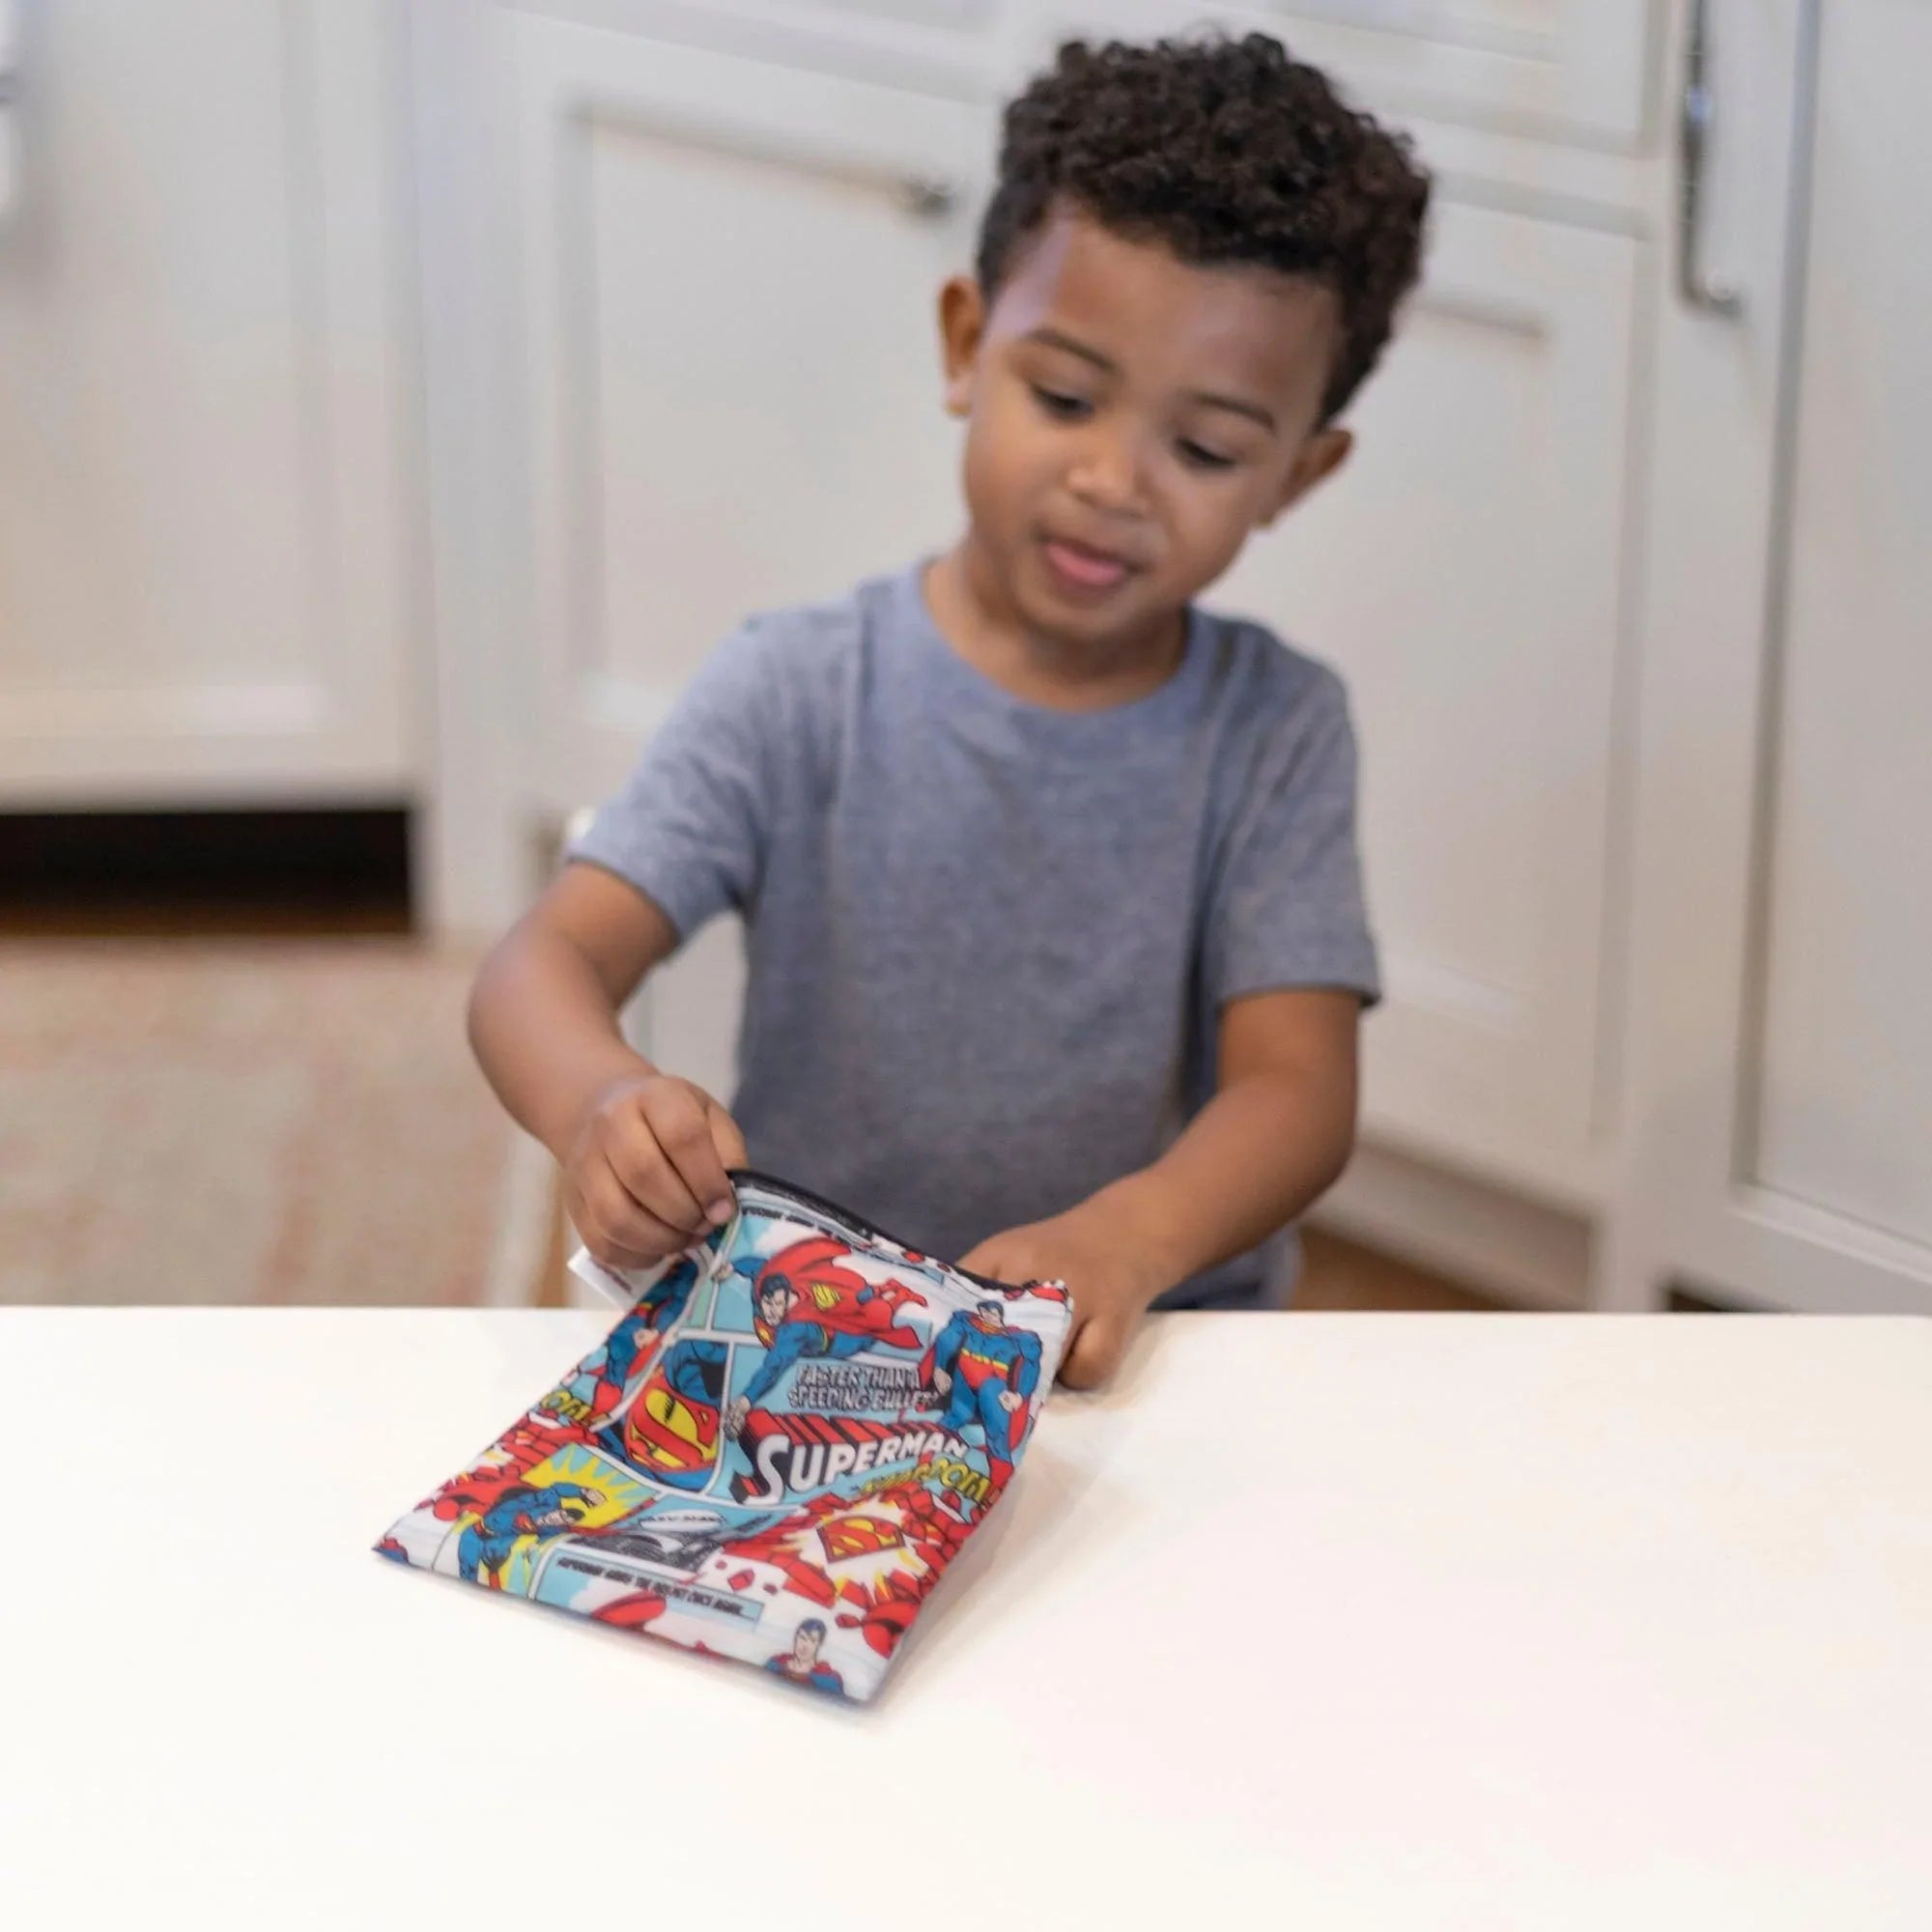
558, 1069, 749, 1272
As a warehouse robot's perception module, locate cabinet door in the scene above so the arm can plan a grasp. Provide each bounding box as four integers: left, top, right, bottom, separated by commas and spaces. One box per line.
1217, 199, 1637, 1208
412, 6, 991, 1086
1105, 1, 1657, 149
505, 21, 985, 811
0, 2, 413, 805
1621, 0, 1932, 1314
1271, 1, 1655, 145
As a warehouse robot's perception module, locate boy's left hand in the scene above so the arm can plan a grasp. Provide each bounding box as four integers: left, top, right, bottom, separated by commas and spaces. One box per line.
958, 1205, 1170, 1390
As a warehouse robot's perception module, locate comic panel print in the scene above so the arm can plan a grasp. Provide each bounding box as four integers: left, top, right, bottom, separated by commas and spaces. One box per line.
424, 1440, 647, 1594
377, 1172, 1073, 1702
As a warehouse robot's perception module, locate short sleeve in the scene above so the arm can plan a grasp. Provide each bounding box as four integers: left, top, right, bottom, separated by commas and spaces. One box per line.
1202, 666, 1381, 1009
567, 621, 782, 941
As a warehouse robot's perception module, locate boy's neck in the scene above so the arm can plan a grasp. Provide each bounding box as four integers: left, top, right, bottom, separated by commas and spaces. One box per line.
923, 540, 1189, 714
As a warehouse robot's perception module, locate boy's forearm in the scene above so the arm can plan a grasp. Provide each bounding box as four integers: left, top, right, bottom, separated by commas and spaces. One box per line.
1094, 1067, 1357, 1289
467, 923, 659, 1159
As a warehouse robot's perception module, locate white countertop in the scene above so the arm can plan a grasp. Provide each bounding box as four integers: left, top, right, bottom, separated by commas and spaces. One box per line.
1, 1309, 1926, 1927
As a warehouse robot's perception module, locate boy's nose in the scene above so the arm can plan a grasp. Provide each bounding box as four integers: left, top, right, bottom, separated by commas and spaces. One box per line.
1065, 427, 1148, 515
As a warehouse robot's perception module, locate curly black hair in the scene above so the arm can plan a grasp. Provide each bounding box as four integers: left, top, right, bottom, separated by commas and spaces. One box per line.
976, 34, 1431, 421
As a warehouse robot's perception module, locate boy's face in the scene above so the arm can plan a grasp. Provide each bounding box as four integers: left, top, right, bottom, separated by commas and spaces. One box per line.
941, 205, 1351, 651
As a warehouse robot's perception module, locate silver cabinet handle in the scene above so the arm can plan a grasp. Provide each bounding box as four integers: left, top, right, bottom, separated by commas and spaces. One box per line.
0, 0, 19, 230
899, 177, 959, 220
582, 92, 962, 229
1679, 0, 1744, 316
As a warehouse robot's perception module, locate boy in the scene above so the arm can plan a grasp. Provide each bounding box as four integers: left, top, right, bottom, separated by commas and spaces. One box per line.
469, 34, 1431, 1390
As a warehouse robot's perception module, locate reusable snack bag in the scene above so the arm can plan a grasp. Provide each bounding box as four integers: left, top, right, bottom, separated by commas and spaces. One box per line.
377, 1172, 1073, 1702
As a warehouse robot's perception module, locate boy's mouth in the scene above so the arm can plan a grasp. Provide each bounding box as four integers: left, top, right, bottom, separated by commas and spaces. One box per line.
1039, 534, 1136, 595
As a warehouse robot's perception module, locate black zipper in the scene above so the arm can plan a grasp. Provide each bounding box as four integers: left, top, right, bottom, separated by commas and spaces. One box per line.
724, 1168, 1042, 1301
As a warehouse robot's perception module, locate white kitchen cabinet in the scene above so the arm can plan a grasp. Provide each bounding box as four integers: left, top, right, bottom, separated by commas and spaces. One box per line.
521, 16, 996, 1090
412, 1, 1926, 1315
1615, 0, 1932, 1314
411, 0, 1002, 1077
1219, 198, 1637, 1208
1196, 1, 1658, 147
504, 20, 989, 813
1043, 0, 1658, 185
419, 0, 1652, 1175
0, 0, 1911, 1314
0, 4, 19, 225
0, 1, 416, 806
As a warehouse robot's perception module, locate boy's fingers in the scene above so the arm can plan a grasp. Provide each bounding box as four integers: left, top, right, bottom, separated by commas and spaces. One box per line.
610, 1153, 706, 1241
641, 1084, 736, 1225
571, 1208, 657, 1274
580, 1218, 671, 1274
580, 1161, 691, 1266
566, 1179, 653, 1270
957, 1237, 1020, 1283
705, 1100, 750, 1178
608, 1100, 710, 1235
1057, 1312, 1123, 1391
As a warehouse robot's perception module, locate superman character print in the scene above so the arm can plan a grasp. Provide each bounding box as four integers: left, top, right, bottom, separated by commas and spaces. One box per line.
376, 1172, 1074, 1703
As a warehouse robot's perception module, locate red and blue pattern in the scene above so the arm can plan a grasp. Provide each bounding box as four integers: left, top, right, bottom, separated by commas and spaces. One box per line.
377, 1172, 1072, 1702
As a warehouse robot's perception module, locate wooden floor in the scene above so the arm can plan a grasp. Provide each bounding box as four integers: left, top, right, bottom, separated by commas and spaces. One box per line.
1296, 1225, 1504, 1312
5, 836, 1514, 1318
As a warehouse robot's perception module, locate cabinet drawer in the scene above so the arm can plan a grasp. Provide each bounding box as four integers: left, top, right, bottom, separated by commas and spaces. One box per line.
1087, 0, 1658, 150
511, 0, 1003, 100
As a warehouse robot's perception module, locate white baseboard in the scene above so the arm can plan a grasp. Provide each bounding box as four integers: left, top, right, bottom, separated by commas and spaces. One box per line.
1311, 1138, 1595, 1311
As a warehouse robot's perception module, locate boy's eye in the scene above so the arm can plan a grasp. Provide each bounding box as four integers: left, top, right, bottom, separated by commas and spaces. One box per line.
1030, 384, 1093, 421
1178, 440, 1237, 471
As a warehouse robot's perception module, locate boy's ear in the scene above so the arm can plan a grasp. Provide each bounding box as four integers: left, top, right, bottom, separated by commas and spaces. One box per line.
939, 274, 985, 417
1261, 426, 1353, 527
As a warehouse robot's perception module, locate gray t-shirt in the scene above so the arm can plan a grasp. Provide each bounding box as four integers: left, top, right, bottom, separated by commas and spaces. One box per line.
573, 563, 1378, 1308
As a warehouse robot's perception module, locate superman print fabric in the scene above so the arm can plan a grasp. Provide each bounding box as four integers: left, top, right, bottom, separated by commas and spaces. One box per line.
376, 1172, 1073, 1703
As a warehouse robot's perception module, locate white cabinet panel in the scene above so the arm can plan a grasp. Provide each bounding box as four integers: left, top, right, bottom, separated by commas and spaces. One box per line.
443, 12, 995, 1070
763, 0, 996, 27
1112, 0, 1657, 148
1274, 0, 1655, 143
435, 8, 1643, 1167
1618, 0, 1930, 1314
416, 2, 1653, 1220
1747, 2, 1932, 1257
0, 1, 415, 804
0, 2, 23, 234
1218, 199, 1638, 1203
503, 18, 990, 810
